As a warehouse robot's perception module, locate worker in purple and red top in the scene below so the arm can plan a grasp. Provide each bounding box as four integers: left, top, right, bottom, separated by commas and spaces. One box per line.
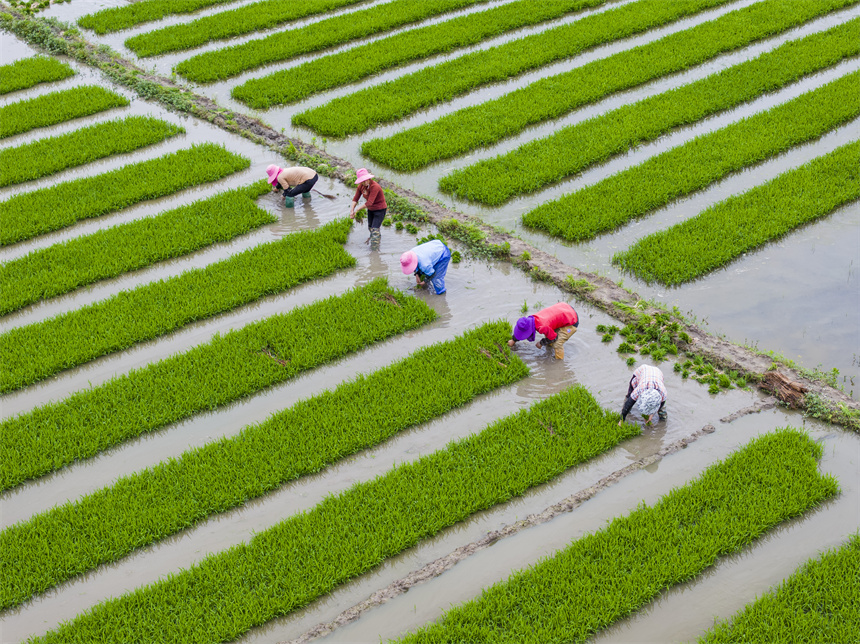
350, 168, 387, 251
507, 302, 579, 359
619, 364, 668, 425
266, 165, 318, 200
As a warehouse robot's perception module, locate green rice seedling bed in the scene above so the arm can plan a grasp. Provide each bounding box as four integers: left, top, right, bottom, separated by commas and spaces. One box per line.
1, 321, 525, 608
172, 0, 490, 81
0, 143, 249, 246
125, 0, 366, 58
0, 182, 274, 315
523, 69, 860, 242
0, 280, 435, 491
395, 429, 838, 643
28, 384, 636, 642
295, 0, 742, 137
613, 140, 860, 285
435, 16, 860, 202
0, 219, 354, 393
700, 534, 860, 643
0, 85, 128, 139
0, 115, 184, 188
78, 0, 242, 35
0, 56, 73, 94
232, 0, 606, 109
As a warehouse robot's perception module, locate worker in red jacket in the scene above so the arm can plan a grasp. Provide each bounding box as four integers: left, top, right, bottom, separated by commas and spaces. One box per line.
507, 302, 579, 359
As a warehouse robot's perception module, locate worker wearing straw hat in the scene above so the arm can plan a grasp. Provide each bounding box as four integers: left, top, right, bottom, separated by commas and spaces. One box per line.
619, 364, 668, 425
400, 239, 451, 295
350, 168, 387, 251
507, 302, 578, 360
266, 165, 318, 206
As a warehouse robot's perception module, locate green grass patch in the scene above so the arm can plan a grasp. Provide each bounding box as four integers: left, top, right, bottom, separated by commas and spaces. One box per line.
700, 533, 860, 643
396, 429, 838, 643
172, 0, 489, 81
232, 0, 605, 109
0, 55, 73, 94
0, 320, 525, 608
296, 0, 740, 137
78, 0, 242, 35
0, 280, 435, 491
435, 15, 860, 201
0, 182, 273, 315
0, 220, 355, 393
0, 115, 184, 187
29, 384, 635, 641
614, 140, 860, 285
523, 69, 860, 242
125, 0, 366, 57
0, 143, 249, 246
0, 85, 128, 139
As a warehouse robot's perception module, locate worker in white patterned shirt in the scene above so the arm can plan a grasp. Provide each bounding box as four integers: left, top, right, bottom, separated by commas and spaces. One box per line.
619, 364, 667, 425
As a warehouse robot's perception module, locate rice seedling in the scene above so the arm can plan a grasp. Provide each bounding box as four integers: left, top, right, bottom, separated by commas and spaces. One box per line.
171, 0, 490, 81
0, 321, 524, 608
78, 0, 243, 35
125, 0, 366, 57
523, 69, 860, 242
295, 0, 765, 137
26, 384, 635, 641
0, 85, 128, 139
0, 280, 436, 491
613, 140, 860, 285
700, 533, 860, 643
434, 16, 860, 201
0, 182, 274, 315
395, 429, 838, 643
0, 220, 355, 393
0, 115, 183, 187
232, 0, 606, 109
0, 55, 73, 94
0, 143, 249, 246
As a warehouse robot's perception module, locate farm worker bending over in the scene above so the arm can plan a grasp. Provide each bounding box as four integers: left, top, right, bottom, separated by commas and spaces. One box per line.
350, 168, 387, 251
619, 364, 668, 425
400, 239, 451, 295
266, 165, 318, 206
508, 303, 578, 360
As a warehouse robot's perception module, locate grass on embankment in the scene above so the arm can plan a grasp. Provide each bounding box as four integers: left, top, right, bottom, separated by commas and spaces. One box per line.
396, 429, 838, 643
613, 140, 860, 285
700, 533, 860, 643
0, 321, 527, 609
0, 280, 436, 491
0, 143, 249, 246
28, 384, 635, 642
0, 85, 128, 139
522, 69, 860, 242
0, 115, 183, 187
0, 182, 273, 315
296, 0, 739, 137
0, 55, 73, 94
435, 16, 860, 203
0, 220, 355, 393
231, 0, 606, 109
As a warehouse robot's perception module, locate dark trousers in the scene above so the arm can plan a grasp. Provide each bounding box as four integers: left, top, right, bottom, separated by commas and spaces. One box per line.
367, 208, 387, 229
283, 173, 318, 197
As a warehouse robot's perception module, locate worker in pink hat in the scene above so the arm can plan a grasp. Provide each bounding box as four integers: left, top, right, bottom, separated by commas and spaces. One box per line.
349, 168, 387, 251
266, 164, 318, 205
400, 239, 451, 295
507, 303, 578, 359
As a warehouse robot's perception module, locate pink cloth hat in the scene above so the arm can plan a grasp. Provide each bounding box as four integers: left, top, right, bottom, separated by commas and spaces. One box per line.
355, 168, 374, 185
266, 164, 282, 186
400, 251, 418, 274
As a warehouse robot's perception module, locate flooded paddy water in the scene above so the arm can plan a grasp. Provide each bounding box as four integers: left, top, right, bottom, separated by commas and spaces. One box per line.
1, 1, 859, 642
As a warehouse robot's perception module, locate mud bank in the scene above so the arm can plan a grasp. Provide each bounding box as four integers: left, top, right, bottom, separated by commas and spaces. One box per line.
1, 7, 856, 431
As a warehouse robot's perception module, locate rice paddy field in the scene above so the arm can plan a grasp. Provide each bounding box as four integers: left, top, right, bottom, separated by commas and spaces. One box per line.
1, 0, 858, 642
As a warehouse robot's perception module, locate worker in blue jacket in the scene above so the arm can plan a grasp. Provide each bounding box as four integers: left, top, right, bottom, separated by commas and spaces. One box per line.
400, 239, 451, 294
